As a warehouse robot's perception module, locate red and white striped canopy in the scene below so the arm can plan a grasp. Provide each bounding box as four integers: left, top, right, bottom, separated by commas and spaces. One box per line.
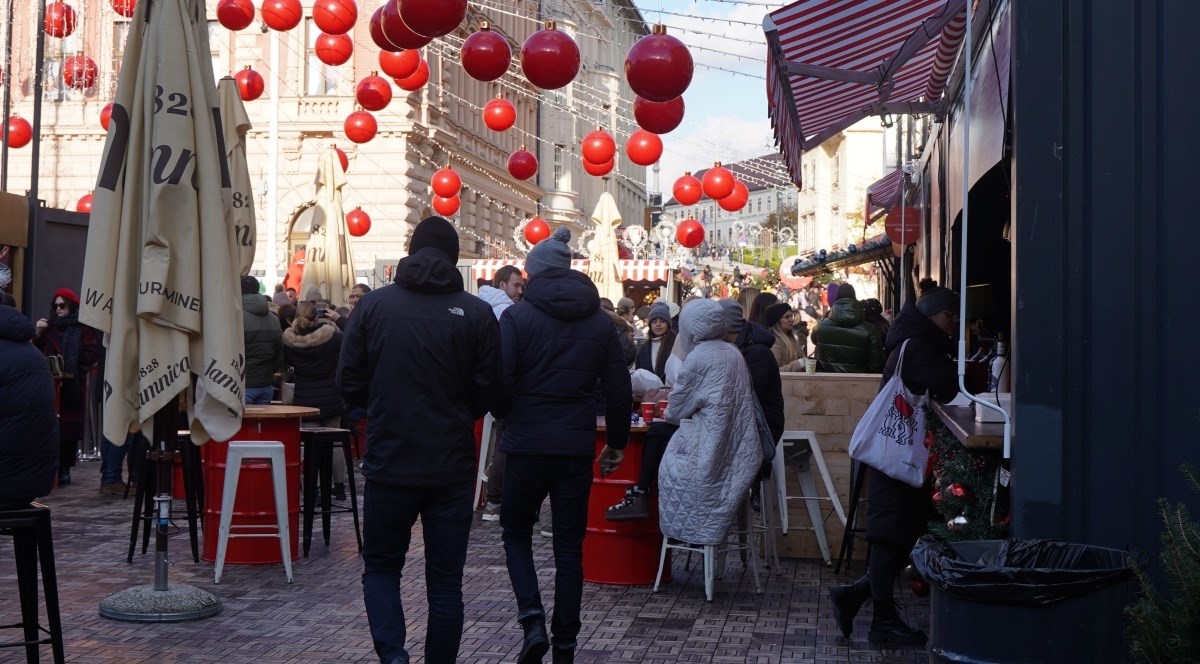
471, 259, 674, 283
865, 169, 905, 224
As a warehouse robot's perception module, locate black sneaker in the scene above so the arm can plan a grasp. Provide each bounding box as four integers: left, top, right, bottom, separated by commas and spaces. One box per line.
605, 487, 651, 522
333, 483, 346, 501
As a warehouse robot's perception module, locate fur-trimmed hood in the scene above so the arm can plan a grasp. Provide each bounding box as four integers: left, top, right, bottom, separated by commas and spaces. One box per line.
283, 320, 338, 348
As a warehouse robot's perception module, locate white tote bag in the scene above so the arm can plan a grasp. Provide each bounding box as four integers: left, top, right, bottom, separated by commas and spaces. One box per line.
848, 340, 929, 488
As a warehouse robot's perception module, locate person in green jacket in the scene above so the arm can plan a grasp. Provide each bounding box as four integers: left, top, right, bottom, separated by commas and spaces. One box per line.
241, 275, 285, 404
811, 283, 884, 373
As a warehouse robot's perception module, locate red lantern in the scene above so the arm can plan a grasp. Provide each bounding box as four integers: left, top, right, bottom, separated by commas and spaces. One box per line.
344, 110, 378, 144
399, 0, 466, 39
625, 25, 693, 103
634, 95, 685, 134
701, 163, 735, 200
379, 0, 433, 50
581, 129, 616, 166
432, 167, 461, 198
99, 102, 113, 130
717, 180, 749, 212
625, 129, 663, 166
482, 97, 516, 131
110, 0, 136, 18
355, 73, 392, 111
261, 0, 302, 31
315, 32, 354, 66
234, 66, 264, 101
523, 216, 550, 244
76, 192, 93, 213
507, 147, 538, 181
217, 0, 256, 31
461, 22, 511, 82
675, 218, 704, 248
333, 145, 349, 172
379, 49, 420, 80
346, 207, 371, 237
583, 157, 614, 177
312, 0, 357, 36
44, 2, 77, 38
432, 194, 460, 217
6, 116, 31, 149
520, 22, 579, 90
62, 55, 98, 90
672, 172, 702, 206
394, 59, 429, 91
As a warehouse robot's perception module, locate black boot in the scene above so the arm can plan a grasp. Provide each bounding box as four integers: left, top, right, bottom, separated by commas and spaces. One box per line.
551, 645, 574, 663
868, 600, 927, 646
829, 576, 870, 638
517, 617, 549, 664
605, 487, 650, 521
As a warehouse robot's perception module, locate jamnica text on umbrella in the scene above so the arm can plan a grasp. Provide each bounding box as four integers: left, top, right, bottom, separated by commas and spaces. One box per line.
204, 358, 243, 401
138, 357, 190, 408
139, 280, 201, 312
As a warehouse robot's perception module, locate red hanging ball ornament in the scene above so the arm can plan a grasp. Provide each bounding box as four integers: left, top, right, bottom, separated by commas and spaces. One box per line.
62, 55, 98, 90
76, 192, 93, 213
461, 22, 511, 82
924, 430, 937, 449
346, 207, 371, 237
234, 66, 265, 101
344, 110, 378, 144
581, 129, 616, 166
672, 172, 702, 206
44, 2, 77, 38
911, 578, 930, 598
315, 32, 354, 66
6, 116, 31, 149
520, 21, 579, 90
431, 167, 461, 198
110, 0, 136, 18
379, 49, 420, 80
625, 129, 663, 167
333, 145, 349, 172
312, 0, 357, 36
633, 95, 685, 134
507, 147, 538, 181
217, 0, 256, 31
379, 0, 433, 50
583, 157, 614, 177
261, 0, 303, 32
369, 7, 400, 52
624, 24, 693, 103
523, 216, 550, 244
675, 218, 704, 248
949, 483, 969, 499
432, 194, 460, 216
932, 490, 943, 504
394, 59, 429, 91
99, 102, 113, 131
701, 162, 735, 200
482, 97, 516, 131
355, 72, 392, 111
717, 180, 749, 212
399, 0, 466, 39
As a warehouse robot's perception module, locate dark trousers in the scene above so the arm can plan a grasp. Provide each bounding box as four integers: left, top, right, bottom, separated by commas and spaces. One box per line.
864, 466, 933, 603
636, 422, 677, 490
500, 454, 592, 649
361, 479, 474, 664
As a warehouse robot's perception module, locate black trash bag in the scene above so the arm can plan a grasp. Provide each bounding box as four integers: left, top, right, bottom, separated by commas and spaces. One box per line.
911, 536, 1134, 606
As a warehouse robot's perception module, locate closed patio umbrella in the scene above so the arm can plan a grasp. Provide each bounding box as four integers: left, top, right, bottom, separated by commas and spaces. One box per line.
298, 147, 355, 307
586, 191, 625, 304
217, 76, 256, 276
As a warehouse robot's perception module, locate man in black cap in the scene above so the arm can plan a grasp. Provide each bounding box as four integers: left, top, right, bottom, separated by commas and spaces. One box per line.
340, 216, 504, 664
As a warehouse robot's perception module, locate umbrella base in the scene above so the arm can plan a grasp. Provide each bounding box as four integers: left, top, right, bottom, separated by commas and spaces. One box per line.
99, 584, 221, 623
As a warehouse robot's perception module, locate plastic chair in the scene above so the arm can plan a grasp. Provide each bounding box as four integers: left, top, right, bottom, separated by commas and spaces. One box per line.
0, 503, 65, 663
774, 431, 847, 565
213, 441, 292, 584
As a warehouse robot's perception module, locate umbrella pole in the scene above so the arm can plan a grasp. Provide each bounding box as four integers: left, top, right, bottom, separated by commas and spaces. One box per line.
150, 407, 175, 591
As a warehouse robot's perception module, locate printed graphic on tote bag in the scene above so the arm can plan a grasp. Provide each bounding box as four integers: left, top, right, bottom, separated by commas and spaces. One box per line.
879, 393, 917, 446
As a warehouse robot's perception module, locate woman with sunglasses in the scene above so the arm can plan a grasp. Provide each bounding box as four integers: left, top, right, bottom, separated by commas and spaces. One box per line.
34, 288, 101, 486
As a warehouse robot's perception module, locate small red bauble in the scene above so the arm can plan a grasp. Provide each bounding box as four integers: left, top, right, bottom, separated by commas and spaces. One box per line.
346, 207, 371, 236
581, 129, 616, 166
110, 0, 136, 18
634, 95, 684, 134
399, 0, 466, 39
379, 49, 420, 80
675, 218, 704, 248
380, 0, 433, 50
507, 148, 538, 181
344, 110, 378, 144
932, 490, 943, 504
911, 578, 930, 598
625, 25, 693, 103
625, 129, 663, 166
482, 97, 516, 131
701, 163, 735, 200
949, 483, 968, 499
520, 22, 580, 90
924, 430, 937, 449
312, 0, 357, 36
583, 157, 614, 177
523, 216, 550, 244
261, 0, 303, 32
461, 23, 511, 82
99, 102, 113, 131
76, 192, 93, 213
431, 167, 461, 198
717, 180, 749, 212
672, 173, 702, 206
44, 2, 77, 38
62, 55, 98, 90
355, 73, 392, 111
315, 32, 354, 66
432, 194, 460, 216
217, 0, 256, 31
333, 145, 349, 172
6, 116, 31, 149
234, 67, 265, 101
394, 59, 429, 91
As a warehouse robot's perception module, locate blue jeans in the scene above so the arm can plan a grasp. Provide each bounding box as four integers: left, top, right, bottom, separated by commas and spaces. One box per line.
361, 479, 473, 664
500, 454, 592, 649
244, 385, 274, 404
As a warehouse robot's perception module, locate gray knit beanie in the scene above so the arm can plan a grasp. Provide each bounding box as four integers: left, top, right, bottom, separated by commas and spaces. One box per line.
525, 227, 572, 277
718, 299, 745, 334
648, 301, 671, 324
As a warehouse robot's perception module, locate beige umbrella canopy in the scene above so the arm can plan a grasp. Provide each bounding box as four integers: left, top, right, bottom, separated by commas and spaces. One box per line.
586, 191, 626, 304
298, 147, 356, 307
217, 76, 256, 276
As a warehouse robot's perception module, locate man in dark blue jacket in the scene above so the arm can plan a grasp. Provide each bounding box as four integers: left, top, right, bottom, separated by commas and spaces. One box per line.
0, 299, 58, 509
340, 216, 503, 664
494, 227, 632, 664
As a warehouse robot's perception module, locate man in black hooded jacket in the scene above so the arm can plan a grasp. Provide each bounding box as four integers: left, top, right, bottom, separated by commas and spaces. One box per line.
0, 300, 58, 509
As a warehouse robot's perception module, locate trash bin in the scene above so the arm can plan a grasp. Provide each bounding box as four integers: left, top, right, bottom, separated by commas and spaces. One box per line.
911, 536, 1135, 663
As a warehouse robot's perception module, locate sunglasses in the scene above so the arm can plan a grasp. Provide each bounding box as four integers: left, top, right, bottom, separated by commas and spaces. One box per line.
53, 301, 69, 309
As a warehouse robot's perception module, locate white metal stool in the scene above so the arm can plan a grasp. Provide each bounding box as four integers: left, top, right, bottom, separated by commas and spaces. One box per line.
652, 497, 763, 601
774, 431, 847, 565
213, 441, 293, 584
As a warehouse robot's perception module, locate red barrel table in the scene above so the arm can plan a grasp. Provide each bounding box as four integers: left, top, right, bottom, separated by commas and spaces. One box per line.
200, 404, 316, 564
583, 416, 670, 585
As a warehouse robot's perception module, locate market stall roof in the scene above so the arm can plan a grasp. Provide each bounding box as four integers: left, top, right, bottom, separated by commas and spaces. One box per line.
472, 259, 673, 283
764, 0, 966, 186
866, 169, 905, 224
791, 233, 892, 277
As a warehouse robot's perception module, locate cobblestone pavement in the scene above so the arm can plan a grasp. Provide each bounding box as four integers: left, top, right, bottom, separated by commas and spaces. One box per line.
0, 464, 928, 663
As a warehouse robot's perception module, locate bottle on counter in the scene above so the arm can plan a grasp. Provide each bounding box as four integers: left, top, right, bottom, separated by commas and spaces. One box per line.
988, 334, 1010, 392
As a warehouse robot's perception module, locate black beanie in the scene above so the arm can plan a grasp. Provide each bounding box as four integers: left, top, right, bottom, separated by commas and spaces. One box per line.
762, 302, 793, 328
916, 286, 959, 317
836, 282, 857, 301
409, 216, 460, 261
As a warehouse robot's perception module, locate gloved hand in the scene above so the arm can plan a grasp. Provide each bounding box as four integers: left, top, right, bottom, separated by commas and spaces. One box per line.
597, 445, 624, 477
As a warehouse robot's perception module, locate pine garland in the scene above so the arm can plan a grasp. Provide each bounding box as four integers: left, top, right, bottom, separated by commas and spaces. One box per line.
925, 410, 1010, 542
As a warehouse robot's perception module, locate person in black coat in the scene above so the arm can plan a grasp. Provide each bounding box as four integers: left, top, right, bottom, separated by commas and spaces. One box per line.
720, 300, 785, 445
0, 301, 59, 509
829, 287, 960, 646
284, 299, 346, 496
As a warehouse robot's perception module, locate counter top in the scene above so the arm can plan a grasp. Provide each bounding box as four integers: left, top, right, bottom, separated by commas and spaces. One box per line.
244, 404, 320, 419
930, 401, 1004, 450
596, 416, 650, 433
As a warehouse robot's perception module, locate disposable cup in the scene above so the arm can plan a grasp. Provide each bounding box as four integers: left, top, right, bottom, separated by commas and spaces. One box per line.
640, 402, 655, 423
805, 358, 817, 374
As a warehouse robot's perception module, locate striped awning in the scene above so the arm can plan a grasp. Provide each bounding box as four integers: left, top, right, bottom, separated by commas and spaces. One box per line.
471, 259, 674, 283
865, 169, 905, 225
764, 0, 966, 187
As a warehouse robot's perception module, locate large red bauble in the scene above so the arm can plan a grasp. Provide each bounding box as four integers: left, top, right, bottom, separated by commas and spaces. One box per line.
312, 0, 357, 35
99, 102, 113, 130
581, 129, 616, 166
393, 59, 429, 91
461, 24, 511, 82
399, 0, 466, 39
355, 73, 392, 111
432, 194, 460, 216
261, 0, 302, 31
507, 148, 538, 180
379, 49, 420, 80
523, 216, 550, 244
520, 23, 580, 90
110, 0, 136, 18
625, 129, 663, 166
217, 0, 256, 31
672, 173, 702, 206
62, 55, 97, 90
431, 167, 461, 198
583, 157, 614, 177
76, 193, 93, 213
346, 207, 371, 236
675, 218, 704, 248
333, 145, 349, 172
315, 32, 354, 66
717, 180, 749, 212
634, 95, 684, 134
44, 2, 77, 38
625, 25, 693, 103
482, 97, 516, 131
344, 110, 378, 144
234, 67, 265, 101
701, 163, 735, 200
380, 0, 433, 50
6, 117, 31, 149
368, 7, 400, 52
